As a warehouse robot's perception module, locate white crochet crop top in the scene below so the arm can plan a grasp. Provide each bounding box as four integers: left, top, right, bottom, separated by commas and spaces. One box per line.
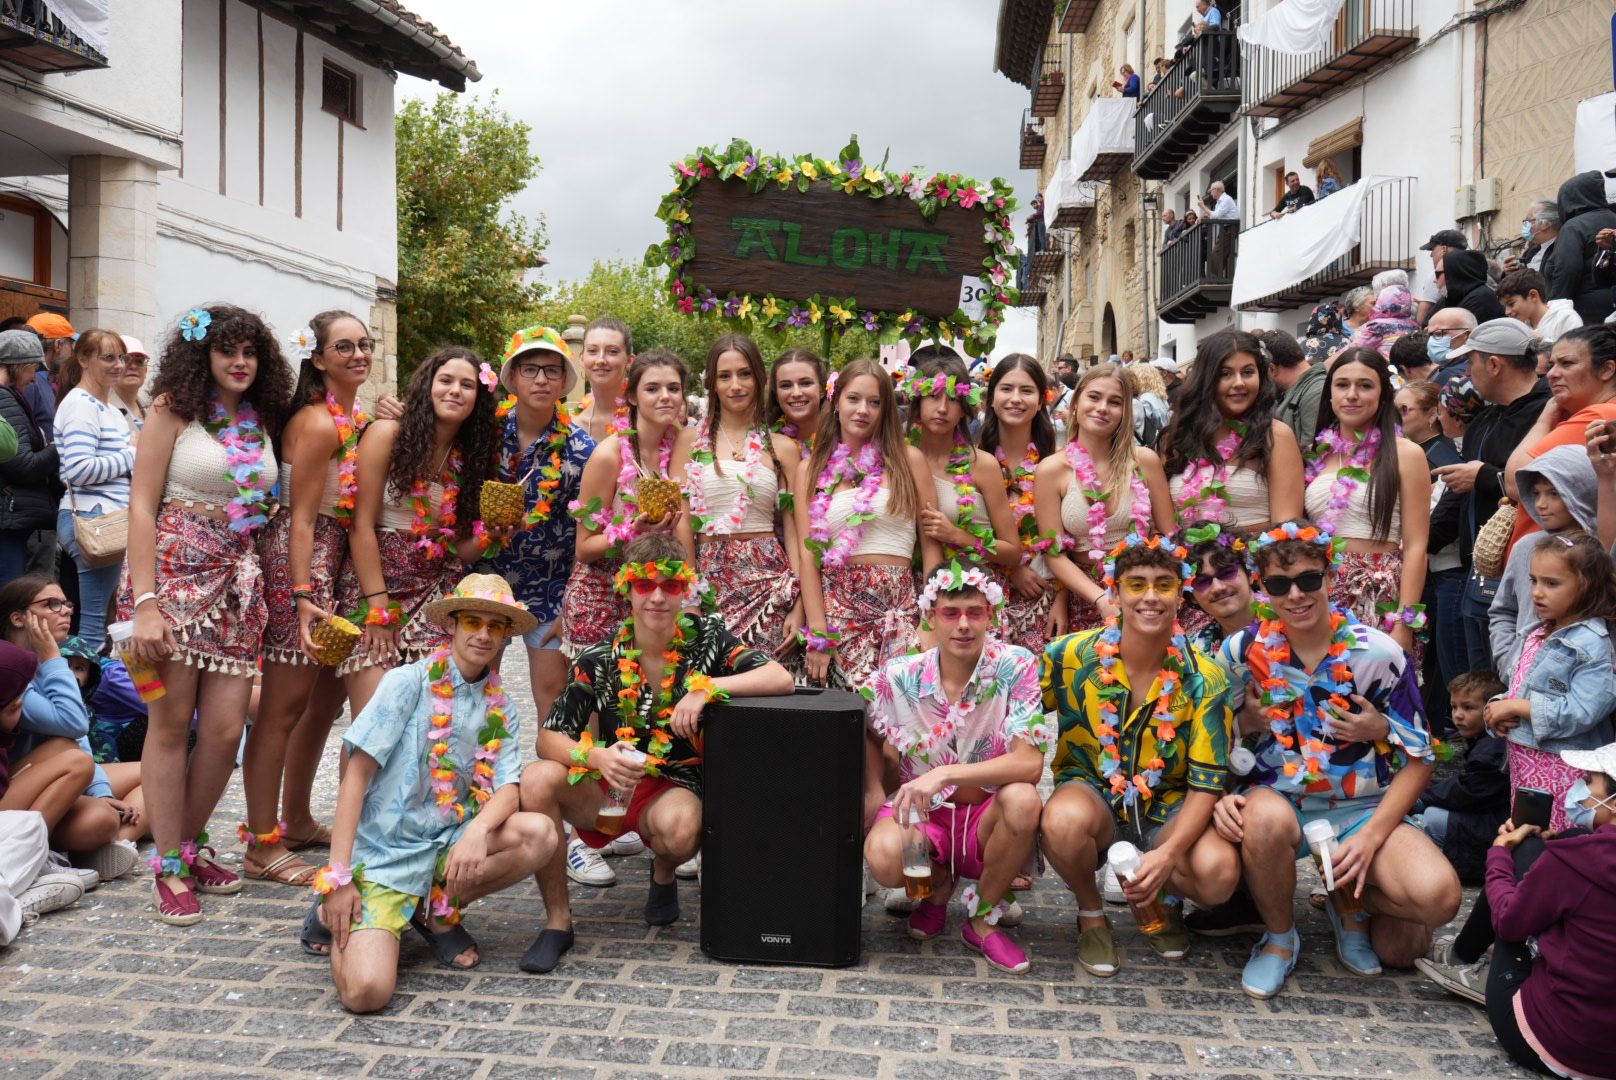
825, 486, 915, 559
932, 474, 990, 529
163, 420, 278, 509
277, 457, 345, 518
696, 458, 779, 533
1304, 467, 1401, 541
1169, 465, 1270, 528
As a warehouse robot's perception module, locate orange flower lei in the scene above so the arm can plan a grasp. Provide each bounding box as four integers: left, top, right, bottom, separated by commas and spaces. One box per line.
325, 390, 370, 528
1247, 609, 1356, 784
612, 613, 694, 772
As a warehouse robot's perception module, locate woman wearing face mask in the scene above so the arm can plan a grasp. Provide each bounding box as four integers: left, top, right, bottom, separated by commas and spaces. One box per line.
1417, 741, 1616, 1080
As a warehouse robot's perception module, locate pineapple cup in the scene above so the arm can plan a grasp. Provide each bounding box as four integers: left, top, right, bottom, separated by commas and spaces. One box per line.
636, 477, 681, 523
310, 616, 361, 667
481, 479, 526, 528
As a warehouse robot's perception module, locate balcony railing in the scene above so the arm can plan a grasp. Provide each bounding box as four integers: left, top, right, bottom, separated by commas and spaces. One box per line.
1059, 0, 1099, 34
0, 0, 107, 72
1244, 0, 1418, 120
1235, 176, 1414, 312
1158, 221, 1238, 324
1132, 30, 1241, 181
1044, 159, 1096, 231
1025, 231, 1066, 290
1019, 109, 1047, 170
1030, 44, 1065, 118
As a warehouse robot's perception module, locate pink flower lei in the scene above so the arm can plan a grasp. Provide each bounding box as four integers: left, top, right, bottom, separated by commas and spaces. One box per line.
424, 648, 512, 823
1064, 440, 1151, 562
806, 439, 884, 568
686, 422, 767, 536
567, 421, 675, 552
1174, 421, 1246, 525
202, 399, 274, 534
1305, 425, 1382, 536
944, 435, 996, 560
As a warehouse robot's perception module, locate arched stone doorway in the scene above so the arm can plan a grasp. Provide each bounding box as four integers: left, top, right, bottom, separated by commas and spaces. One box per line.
1101, 303, 1118, 360
0, 191, 68, 323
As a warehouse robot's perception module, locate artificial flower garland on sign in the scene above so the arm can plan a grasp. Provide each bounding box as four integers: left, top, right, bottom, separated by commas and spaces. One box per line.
202, 399, 274, 533
424, 648, 512, 822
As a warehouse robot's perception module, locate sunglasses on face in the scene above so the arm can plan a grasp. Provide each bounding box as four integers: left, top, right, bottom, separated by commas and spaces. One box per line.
1117, 577, 1181, 598
1190, 564, 1244, 592
933, 605, 991, 623
1261, 570, 1326, 596
630, 578, 689, 597
455, 613, 512, 638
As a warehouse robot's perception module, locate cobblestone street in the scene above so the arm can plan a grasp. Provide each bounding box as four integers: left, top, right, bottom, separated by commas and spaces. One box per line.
0, 651, 1531, 1080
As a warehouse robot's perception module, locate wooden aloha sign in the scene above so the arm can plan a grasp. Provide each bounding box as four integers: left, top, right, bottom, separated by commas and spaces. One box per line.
646, 138, 1019, 356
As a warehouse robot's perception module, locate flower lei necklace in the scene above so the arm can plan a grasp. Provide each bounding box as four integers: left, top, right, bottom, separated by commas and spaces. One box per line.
508, 405, 577, 531
1093, 616, 1191, 806
202, 399, 274, 533
1175, 421, 1246, 524
568, 421, 675, 550
938, 434, 996, 561
612, 612, 694, 772
424, 648, 512, 821
325, 390, 370, 528
1247, 607, 1358, 785
687, 420, 767, 535
410, 447, 463, 559
1305, 425, 1381, 537
1064, 439, 1150, 561
806, 439, 884, 568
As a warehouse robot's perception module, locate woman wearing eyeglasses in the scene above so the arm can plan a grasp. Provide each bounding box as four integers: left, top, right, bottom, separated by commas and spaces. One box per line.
115, 336, 152, 430
54, 329, 136, 651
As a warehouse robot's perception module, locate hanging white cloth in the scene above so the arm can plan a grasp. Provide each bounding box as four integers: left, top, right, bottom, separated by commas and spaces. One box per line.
1231, 175, 1407, 308
1238, 0, 1349, 53
1573, 92, 1616, 177
41, 0, 109, 54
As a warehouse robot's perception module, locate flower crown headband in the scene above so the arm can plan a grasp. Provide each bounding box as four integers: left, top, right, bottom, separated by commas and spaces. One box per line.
613, 558, 698, 597
917, 561, 1007, 613
1181, 522, 1248, 552
1247, 520, 1345, 572
903, 372, 984, 409
1101, 532, 1194, 592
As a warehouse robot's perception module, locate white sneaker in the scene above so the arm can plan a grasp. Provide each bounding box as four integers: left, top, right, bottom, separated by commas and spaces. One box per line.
1414, 954, 1489, 1005
19, 872, 85, 918
565, 837, 616, 886
884, 887, 916, 915
85, 839, 139, 882
48, 848, 98, 891
1101, 863, 1126, 905
607, 831, 646, 857
675, 852, 700, 880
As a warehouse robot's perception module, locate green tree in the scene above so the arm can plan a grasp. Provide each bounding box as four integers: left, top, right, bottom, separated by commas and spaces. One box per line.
395, 91, 543, 383
535, 259, 881, 381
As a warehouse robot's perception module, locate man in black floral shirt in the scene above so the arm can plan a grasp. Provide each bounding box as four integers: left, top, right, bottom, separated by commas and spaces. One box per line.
517, 535, 792, 972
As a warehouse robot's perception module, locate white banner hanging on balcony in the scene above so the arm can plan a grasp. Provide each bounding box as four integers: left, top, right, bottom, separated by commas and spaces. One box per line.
1237, 0, 1348, 53
42, 0, 109, 55
1231, 175, 1401, 309
1574, 93, 1616, 175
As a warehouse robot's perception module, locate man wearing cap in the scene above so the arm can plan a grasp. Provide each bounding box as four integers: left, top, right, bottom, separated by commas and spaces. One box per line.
1150, 357, 1183, 407
0, 329, 56, 578
314, 573, 557, 1012
1415, 230, 1468, 325
1429, 318, 1548, 672
517, 533, 794, 973
23, 313, 72, 442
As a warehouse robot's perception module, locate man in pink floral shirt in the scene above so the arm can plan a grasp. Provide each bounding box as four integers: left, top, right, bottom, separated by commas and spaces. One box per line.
860, 564, 1053, 974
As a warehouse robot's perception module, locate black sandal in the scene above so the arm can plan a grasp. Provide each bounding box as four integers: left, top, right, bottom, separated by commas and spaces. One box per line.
300, 900, 332, 957
519, 927, 575, 974
409, 913, 480, 970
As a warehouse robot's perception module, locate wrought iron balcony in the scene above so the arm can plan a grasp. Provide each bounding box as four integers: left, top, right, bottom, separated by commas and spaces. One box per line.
1025, 231, 1066, 290
1030, 43, 1065, 118
1044, 159, 1096, 230
1132, 31, 1241, 181
1019, 109, 1047, 170
0, 0, 107, 72
1059, 0, 1099, 34
1236, 176, 1414, 312
1244, 0, 1417, 120
1158, 221, 1238, 324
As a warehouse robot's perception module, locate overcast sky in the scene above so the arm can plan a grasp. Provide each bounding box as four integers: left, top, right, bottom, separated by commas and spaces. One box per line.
396, 0, 1038, 358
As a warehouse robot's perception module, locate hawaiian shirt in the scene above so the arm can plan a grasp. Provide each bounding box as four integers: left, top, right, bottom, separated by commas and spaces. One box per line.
862, 639, 1054, 790
484, 409, 595, 625
343, 657, 524, 898
1218, 615, 1430, 814
544, 614, 770, 798
1041, 629, 1232, 831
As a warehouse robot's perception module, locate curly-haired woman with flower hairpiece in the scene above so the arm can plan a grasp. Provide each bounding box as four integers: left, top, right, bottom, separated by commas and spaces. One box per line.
795, 358, 942, 689
124, 302, 292, 926
335, 346, 506, 720
241, 310, 374, 887
1305, 347, 1431, 652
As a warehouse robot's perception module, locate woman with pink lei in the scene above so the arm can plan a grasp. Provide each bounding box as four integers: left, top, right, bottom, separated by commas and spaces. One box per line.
242, 310, 373, 885
126, 303, 292, 926
977, 354, 1066, 653
767, 347, 826, 454
796, 359, 941, 688
561, 350, 693, 656
1304, 347, 1432, 652
337, 346, 504, 717
684, 334, 804, 657
1034, 363, 1174, 631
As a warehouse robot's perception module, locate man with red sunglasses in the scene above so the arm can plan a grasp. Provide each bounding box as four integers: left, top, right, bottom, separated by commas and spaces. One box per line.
517, 534, 792, 972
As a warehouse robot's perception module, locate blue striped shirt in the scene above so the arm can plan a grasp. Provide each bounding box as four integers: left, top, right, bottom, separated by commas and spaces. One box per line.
55, 387, 134, 512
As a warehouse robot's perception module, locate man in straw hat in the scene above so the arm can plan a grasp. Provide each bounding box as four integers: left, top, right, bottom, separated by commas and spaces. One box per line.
517, 533, 793, 972
313, 573, 557, 1013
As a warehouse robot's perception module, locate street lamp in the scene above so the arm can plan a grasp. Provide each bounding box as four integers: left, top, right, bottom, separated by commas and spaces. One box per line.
1140, 191, 1159, 359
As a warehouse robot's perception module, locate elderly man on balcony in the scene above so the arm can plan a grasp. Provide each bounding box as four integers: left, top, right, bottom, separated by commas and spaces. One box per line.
1200, 182, 1239, 276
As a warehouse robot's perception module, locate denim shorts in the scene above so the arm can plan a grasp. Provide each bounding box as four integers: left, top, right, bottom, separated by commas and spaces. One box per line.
522, 618, 560, 651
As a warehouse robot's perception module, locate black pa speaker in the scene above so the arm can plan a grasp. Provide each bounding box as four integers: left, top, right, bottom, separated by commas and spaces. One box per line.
700, 687, 865, 967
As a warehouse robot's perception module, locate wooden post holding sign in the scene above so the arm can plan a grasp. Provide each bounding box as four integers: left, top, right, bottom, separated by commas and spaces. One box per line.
646, 137, 1019, 357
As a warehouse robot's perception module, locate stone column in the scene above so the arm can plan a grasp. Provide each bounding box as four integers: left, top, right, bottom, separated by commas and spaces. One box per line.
67, 155, 159, 344
562, 313, 586, 403
366, 283, 399, 402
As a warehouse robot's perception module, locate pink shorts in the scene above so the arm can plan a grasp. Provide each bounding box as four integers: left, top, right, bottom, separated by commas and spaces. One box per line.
877, 796, 994, 880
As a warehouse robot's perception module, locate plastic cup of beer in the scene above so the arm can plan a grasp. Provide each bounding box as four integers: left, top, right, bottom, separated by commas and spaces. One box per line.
1107, 840, 1168, 934
596, 787, 630, 836
900, 808, 933, 901
107, 620, 165, 703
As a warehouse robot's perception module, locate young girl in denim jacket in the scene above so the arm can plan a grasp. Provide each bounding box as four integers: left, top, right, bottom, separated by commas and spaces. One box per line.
1483, 531, 1616, 831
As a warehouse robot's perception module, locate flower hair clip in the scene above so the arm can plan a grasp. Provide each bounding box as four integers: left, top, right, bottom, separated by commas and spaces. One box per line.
824, 370, 840, 401
287, 326, 317, 362
479, 362, 500, 392
917, 561, 1007, 613
180, 308, 212, 342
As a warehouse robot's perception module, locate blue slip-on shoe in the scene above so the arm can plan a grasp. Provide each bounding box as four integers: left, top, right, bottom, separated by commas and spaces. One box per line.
1241, 929, 1299, 999
1324, 898, 1382, 977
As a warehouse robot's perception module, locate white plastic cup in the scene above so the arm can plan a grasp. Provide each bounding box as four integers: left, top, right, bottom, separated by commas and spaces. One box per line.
1228, 747, 1257, 776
